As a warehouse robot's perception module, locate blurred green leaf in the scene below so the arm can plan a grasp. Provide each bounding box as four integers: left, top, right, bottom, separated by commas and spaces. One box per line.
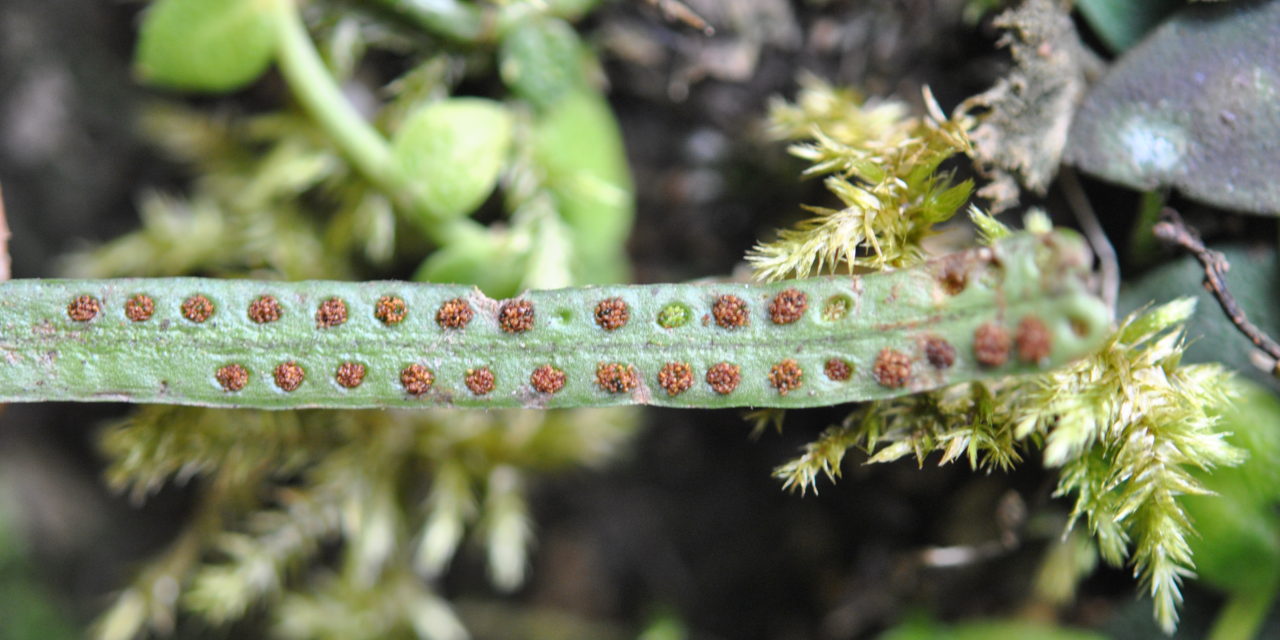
135, 0, 279, 92
1074, 0, 1179, 53
879, 616, 1105, 640
1118, 245, 1280, 391
393, 98, 513, 222
500, 16, 588, 111
532, 90, 633, 284
1186, 380, 1280, 594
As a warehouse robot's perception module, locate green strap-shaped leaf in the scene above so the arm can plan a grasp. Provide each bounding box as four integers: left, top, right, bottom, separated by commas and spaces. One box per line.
135, 0, 280, 92
0, 232, 1108, 409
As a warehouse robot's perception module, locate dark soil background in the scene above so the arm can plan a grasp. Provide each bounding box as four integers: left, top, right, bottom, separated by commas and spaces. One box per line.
0, 1, 1241, 638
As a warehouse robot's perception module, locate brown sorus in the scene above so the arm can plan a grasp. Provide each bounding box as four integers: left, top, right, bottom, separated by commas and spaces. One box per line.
658, 362, 694, 396
182, 295, 214, 323
924, 336, 957, 369
712, 294, 749, 329
769, 359, 804, 395
248, 295, 282, 323
1015, 316, 1052, 363
273, 361, 305, 392
824, 358, 852, 381
67, 295, 101, 322
936, 254, 969, 295
124, 294, 155, 322
498, 299, 535, 333
401, 364, 434, 396
530, 365, 566, 394
769, 288, 808, 324
316, 297, 348, 328
465, 367, 496, 395
375, 295, 407, 325
215, 364, 249, 392
595, 362, 639, 394
436, 297, 473, 329
594, 297, 630, 331
872, 348, 911, 388
973, 322, 1011, 367
335, 362, 366, 389
705, 362, 741, 394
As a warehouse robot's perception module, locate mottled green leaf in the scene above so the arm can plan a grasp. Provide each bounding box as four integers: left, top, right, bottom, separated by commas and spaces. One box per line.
1119, 245, 1280, 390
135, 0, 279, 92
499, 17, 588, 110
1074, 0, 1179, 53
532, 91, 633, 283
1066, 0, 1280, 215
393, 98, 513, 221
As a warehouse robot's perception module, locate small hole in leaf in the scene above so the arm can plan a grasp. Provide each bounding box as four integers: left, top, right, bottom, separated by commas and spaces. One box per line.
822, 295, 851, 321
657, 303, 690, 329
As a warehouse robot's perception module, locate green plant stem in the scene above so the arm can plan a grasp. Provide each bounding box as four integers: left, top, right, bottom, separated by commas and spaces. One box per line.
1207, 579, 1279, 640
273, 0, 484, 247
1129, 190, 1166, 267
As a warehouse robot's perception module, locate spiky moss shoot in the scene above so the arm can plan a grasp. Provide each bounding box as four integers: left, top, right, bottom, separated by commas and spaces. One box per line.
125, 294, 155, 322
749, 75, 974, 281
